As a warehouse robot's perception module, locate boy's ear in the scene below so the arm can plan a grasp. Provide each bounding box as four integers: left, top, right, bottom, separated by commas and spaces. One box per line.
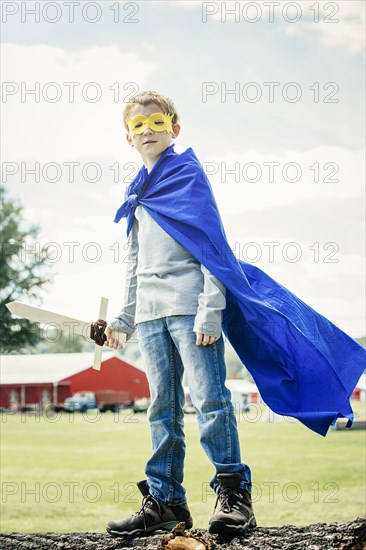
172, 123, 181, 139
126, 132, 134, 146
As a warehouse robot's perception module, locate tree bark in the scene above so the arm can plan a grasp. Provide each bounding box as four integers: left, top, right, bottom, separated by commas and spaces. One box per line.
0, 516, 365, 550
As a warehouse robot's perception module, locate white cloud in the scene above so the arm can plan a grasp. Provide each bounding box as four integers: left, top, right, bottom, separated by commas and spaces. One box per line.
202, 146, 364, 214
285, 1, 365, 56
196, 144, 365, 335
2, 43, 157, 160
151, 1, 200, 8
196, 0, 364, 56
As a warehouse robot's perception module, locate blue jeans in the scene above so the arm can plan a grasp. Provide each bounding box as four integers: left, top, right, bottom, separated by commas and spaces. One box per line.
136, 314, 252, 505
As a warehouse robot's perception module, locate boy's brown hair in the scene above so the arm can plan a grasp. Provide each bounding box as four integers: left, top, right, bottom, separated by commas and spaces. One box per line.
123, 91, 179, 130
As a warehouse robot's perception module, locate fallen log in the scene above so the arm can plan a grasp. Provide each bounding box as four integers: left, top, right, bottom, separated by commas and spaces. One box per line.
0, 516, 365, 550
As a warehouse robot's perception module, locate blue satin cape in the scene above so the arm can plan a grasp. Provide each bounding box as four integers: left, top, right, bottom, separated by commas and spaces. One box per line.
114, 144, 365, 437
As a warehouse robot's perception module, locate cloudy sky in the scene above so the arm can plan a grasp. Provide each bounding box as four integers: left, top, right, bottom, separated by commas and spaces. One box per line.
2, 0, 365, 338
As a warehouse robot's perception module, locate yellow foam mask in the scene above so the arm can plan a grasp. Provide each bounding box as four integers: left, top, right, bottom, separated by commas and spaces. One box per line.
126, 112, 174, 136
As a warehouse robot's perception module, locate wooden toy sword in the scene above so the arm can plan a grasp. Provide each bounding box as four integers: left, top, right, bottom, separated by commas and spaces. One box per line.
5, 297, 126, 370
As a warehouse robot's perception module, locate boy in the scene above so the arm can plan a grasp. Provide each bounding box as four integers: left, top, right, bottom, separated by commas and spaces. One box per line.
104, 91, 256, 537
101, 90, 365, 537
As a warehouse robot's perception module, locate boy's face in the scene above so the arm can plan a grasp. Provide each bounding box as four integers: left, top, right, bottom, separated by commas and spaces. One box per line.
125, 102, 180, 167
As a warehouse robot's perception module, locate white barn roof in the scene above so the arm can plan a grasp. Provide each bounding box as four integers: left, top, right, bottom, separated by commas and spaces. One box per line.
0, 352, 144, 385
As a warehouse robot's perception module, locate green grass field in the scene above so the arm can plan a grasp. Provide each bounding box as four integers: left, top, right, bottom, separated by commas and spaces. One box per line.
1, 401, 365, 533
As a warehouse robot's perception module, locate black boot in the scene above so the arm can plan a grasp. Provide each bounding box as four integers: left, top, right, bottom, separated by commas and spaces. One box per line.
208, 473, 256, 535
106, 480, 193, 537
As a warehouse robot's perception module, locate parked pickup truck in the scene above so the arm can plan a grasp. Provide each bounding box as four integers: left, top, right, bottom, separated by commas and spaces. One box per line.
63, 390, 130, 413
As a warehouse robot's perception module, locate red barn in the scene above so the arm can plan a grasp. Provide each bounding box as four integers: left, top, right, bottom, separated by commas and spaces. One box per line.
0, 352, 150, 409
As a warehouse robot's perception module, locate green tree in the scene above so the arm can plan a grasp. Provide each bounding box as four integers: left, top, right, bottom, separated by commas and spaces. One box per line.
0, 184, 53, 353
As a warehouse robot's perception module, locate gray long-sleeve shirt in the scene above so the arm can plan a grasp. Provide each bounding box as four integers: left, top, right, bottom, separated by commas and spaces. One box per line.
110, 205, 226, 340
